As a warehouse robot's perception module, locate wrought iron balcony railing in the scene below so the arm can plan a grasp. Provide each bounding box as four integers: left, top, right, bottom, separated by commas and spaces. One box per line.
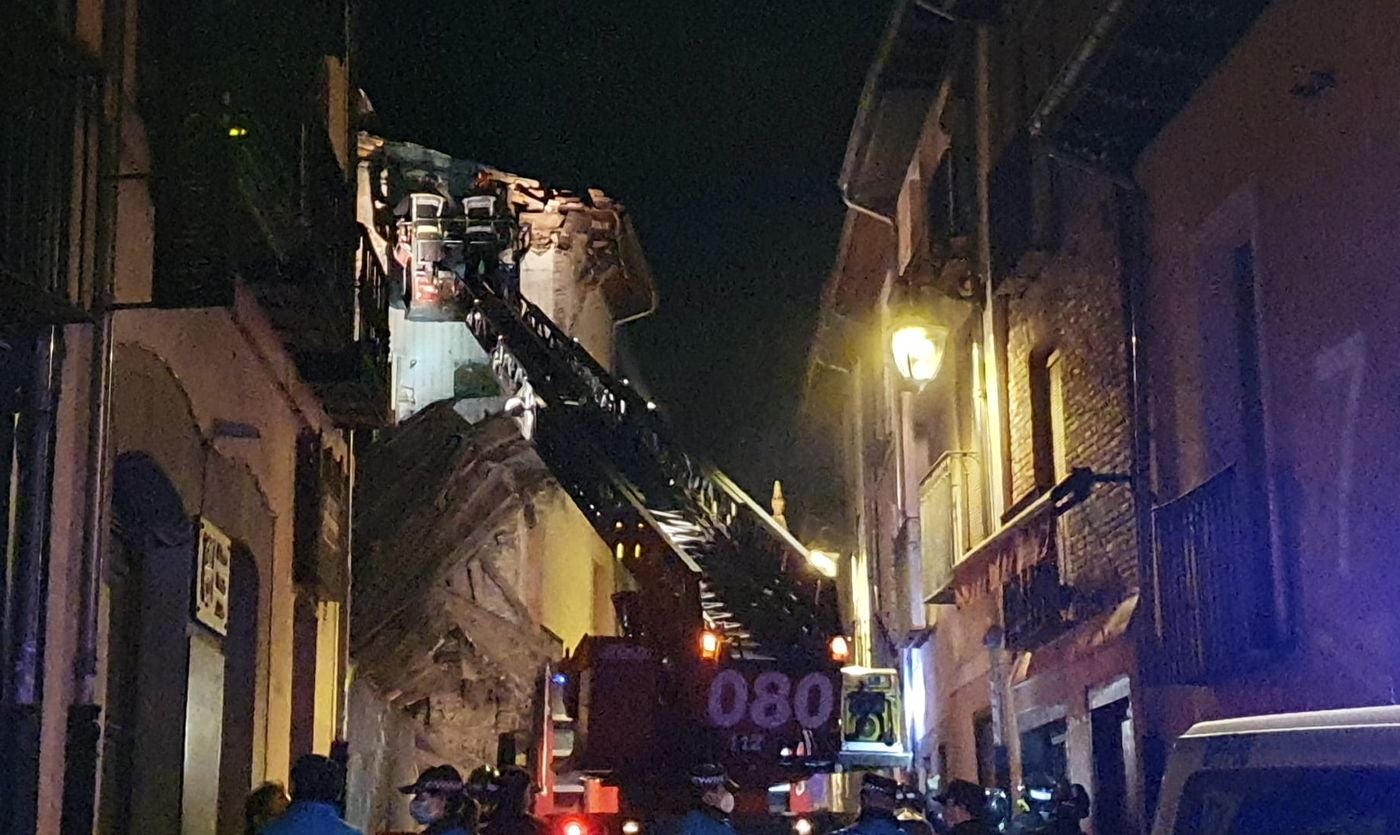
1002, 539, 1069, 650
1150, 465, 1275, 682
1, 10, 100, 319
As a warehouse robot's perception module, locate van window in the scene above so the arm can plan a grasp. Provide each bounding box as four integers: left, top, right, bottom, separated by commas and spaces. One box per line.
1174, 767, 1400, 834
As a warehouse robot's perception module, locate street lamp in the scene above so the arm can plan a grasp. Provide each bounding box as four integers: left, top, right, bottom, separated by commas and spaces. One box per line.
890, 324, 946, 384
887, 278, 950, 385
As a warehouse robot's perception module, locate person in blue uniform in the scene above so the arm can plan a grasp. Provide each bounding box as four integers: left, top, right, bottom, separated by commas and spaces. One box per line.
400, 765, 478, 835
261, 755, 361, 835
677, 764, 739, 835
834, 775, 906, 835
481, 767, 547, 835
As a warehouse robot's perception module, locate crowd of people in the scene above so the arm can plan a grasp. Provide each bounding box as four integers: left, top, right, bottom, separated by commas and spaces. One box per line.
243, 755, 1086, 835
674, 764, 1088, 835
244, 756, 545, 835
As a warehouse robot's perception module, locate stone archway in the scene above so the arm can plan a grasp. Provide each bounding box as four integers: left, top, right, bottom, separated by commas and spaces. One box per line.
102, 342, 209, 835
101, 343, 276, 835
103, 450, 200, 835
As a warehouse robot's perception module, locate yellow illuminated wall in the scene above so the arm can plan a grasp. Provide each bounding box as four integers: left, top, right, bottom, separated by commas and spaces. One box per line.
527, 490, 616, 652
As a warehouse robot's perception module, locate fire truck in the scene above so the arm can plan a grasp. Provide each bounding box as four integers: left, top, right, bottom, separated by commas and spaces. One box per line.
392, 179, 906, 835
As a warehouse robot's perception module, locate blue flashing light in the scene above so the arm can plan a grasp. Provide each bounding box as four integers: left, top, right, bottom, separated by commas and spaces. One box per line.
551, 673, 568, 686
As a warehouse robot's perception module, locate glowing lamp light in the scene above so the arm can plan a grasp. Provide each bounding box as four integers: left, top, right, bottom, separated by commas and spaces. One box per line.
806, 549, 839, 579
700, 630, 722, 660
623, 822, 641, 835
829, 635, 851, 663
794, 819, 814, 835
890, 325, 945, 384
563, 821, 585, 835
227, 125, 249, 138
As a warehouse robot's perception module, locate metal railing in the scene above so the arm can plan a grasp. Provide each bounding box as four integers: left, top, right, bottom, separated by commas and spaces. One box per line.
0, 13, 100, 317
1002, 523, 1065, 649
1151, 465, 1255, 682
457, 266, 840, 661
918, 451, 985, 602
354, 224, 391, 383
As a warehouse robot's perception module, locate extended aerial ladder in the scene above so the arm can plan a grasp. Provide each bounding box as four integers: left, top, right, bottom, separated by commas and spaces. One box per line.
396, 182, 842, 664
391, 182, 862, 813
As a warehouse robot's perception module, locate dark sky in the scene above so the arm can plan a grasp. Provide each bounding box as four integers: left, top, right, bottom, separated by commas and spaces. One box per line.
360, 1, 889, 496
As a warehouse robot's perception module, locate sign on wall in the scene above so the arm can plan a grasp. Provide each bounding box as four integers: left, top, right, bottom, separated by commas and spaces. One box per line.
194, 517, 232, 636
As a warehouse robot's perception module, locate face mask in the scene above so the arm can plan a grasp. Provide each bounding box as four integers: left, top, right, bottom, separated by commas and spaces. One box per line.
717, 791, 735, 815
410, 796, 440, 825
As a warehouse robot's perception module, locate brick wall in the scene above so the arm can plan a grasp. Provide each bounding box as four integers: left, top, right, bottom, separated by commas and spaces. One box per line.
1003, 166, 1138, 597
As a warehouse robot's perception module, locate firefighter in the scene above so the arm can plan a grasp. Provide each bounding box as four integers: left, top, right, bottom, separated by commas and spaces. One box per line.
833, 775, 905, 835
468, 766, 503, 823
400, 765, 478, 835
895, 783, 934, 835
461, 170, 519, 296
677, 764, 738, 835
931, 780, 993, 835
1006, 776, 1088, 835
481, 767, 546, 835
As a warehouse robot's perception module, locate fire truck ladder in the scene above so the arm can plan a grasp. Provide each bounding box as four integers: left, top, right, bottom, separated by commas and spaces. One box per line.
456, 267, 840, 664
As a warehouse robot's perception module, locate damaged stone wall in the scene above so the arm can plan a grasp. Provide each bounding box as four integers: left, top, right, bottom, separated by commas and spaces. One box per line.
348, 402, 577, 822
344, 677, 419, 833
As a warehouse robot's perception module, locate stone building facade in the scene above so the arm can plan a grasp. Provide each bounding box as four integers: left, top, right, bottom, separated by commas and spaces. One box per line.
800, 2, 1149, 830
1128, 0, 1400, 735
2, 1, 386, 833
802, 0, 1400, 831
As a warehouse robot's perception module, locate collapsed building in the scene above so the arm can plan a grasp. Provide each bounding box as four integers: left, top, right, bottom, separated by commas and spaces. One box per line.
344, 135, 657, 832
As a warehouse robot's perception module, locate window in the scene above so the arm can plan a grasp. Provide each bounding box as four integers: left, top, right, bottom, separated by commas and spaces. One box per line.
1047, 351, 1067, 482
918, 451, 983, 599
927, 119, 976, 251
1197, 239, 1265, 479
989, 133, 1061, 276
1172, 768, 1400, 834
1183, 190, 1277, 653
973, 711, 997, 788
1020, 718, 1068, 785
1030, 348, 1065, 491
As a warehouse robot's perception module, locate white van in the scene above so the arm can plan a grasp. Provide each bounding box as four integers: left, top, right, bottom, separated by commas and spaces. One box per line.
1151, 705, 1400, 834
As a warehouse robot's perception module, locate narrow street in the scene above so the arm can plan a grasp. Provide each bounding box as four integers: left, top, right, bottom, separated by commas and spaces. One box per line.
6, 1, 1400, 835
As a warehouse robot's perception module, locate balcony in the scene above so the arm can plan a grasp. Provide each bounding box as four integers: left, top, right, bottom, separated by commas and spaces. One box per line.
919, 451, 985, 603
1031, 0, 1272, 175
1, 9, 101, 320
141, 30, 389, 426
266, 226, 391, 428
1150, 465, 1276, 682
1001, 538, 1069, 650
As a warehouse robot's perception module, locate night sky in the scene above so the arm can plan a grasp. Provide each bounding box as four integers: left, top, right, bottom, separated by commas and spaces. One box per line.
360, 1, 889, 496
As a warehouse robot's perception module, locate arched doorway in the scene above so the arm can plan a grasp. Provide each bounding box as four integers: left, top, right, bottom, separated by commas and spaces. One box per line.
101, 450, 203, 835
102, 344, 277, 835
